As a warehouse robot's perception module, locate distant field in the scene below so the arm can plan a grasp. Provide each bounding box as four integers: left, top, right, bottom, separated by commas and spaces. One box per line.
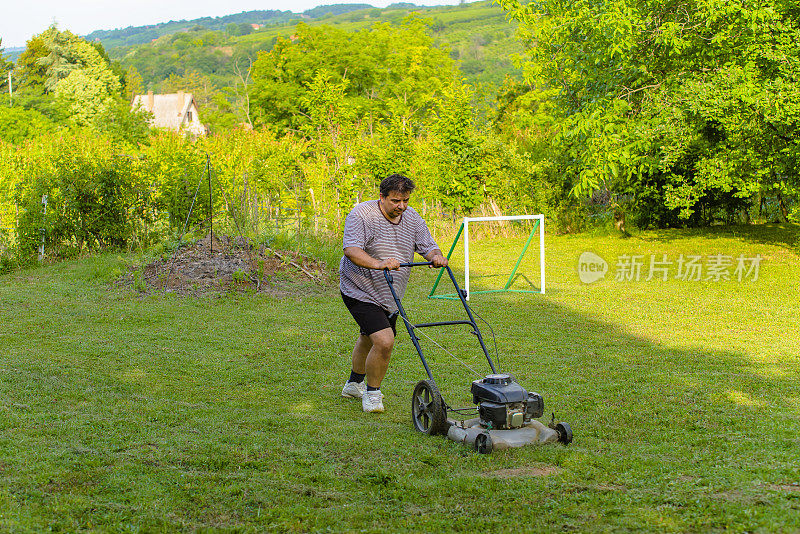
1, 224, 798, 532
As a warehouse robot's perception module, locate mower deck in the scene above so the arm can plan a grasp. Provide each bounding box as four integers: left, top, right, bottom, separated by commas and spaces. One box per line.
446, 418, 561, 454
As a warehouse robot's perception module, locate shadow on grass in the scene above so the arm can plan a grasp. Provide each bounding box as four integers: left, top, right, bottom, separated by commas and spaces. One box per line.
400, 285, 799, 467
473, 294, 798, 461
632, 223, 799, 250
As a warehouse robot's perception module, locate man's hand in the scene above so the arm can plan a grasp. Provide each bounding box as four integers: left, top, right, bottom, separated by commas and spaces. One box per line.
377, 258, 401, 270
345, 247, 400, 270
428, 252, 448, 268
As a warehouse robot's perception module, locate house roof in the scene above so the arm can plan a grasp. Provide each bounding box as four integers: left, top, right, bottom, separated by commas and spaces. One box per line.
131, 91, 206, 134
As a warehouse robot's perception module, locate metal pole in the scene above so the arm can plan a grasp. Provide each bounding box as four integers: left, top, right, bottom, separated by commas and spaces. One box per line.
8, 70, 12, 106
539, 215, 546, 294
206, 154, 212, 254
38, 194, 48, 262
464, 218, 470, 300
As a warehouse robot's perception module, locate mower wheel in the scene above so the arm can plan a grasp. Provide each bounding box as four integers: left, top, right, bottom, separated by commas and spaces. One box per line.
555, 422, 573, 445
474, 432, 493, 454
411, 380, 449, 436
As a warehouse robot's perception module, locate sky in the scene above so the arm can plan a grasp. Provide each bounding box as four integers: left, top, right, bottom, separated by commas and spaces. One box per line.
1, 0, 471, 49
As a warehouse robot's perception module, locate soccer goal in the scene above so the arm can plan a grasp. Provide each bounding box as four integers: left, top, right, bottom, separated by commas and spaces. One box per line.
429, 214, 545, 300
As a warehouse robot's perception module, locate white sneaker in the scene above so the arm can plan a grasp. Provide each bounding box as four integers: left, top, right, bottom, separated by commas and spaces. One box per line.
341, 381, 367, 399
362, 390, 385, 413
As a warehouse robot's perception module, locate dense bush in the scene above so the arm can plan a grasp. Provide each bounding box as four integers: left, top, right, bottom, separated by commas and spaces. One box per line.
0, 118, 543, 264
5, 136, 143, 257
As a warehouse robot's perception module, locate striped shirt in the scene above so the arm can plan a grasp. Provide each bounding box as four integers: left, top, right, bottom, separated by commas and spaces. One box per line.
339, 199, 439, 312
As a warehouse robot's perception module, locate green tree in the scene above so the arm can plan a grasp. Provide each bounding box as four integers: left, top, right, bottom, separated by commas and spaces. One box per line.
0, 39, 12, 96
13, 27, 156, 141
250, 18, 458, 134
8, 35, 69, 128
224, 23, 253, 37
300, 70, 363, 212
15, 35, 50, 92
225, 23, 242, 36
429, 80, 484, 212
93, 98, 151, 147
28, 27, 123, 127
123, 65, 144, 101
498, 0, 800, 226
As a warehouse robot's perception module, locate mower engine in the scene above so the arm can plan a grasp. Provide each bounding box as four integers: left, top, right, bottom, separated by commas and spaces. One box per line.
471, 374, 544, 429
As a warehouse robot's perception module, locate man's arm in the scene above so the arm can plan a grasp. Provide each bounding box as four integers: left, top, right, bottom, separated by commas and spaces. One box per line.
344, 246, 401, 270
423, 248, 448, 268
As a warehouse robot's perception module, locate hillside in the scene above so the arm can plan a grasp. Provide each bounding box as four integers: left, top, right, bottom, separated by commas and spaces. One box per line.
98, 1, 521, 94
84, 10, 296, 49
84, 4, 464, 49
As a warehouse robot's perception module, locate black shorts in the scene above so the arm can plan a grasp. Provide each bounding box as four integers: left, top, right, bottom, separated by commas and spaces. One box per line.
341, 292, 398, 336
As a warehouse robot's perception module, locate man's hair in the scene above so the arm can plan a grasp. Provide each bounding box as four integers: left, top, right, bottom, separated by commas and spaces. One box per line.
380, 174, 416, 197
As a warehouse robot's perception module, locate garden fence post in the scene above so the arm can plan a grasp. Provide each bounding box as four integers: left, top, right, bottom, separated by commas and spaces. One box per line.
38, 194, 48, 262
206, 154, 212, 254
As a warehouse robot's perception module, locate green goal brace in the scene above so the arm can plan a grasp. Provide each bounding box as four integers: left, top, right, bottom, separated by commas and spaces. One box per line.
429, 215, 546, 300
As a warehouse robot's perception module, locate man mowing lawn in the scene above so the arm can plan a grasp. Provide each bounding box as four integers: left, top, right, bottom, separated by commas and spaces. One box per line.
339, 173, 448, 413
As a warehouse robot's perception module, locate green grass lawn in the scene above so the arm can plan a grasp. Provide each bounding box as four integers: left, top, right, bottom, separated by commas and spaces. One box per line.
1, 224, 799, 532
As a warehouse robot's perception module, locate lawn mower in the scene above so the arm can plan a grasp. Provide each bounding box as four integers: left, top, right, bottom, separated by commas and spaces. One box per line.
383, 262, 572, 454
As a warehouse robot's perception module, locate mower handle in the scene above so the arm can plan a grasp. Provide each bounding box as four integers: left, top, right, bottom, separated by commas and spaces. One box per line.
375, 261, 434, 271
398, 261, 433, 268
380, 261, 498, 379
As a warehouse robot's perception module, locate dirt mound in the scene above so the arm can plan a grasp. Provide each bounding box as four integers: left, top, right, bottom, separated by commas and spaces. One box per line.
122, 234, 333, 295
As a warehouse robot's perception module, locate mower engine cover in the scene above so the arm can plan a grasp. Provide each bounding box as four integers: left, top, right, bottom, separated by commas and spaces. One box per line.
471, 374, 543, 429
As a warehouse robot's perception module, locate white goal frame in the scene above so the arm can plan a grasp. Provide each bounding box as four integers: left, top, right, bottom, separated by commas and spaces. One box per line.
429, 214, 545, 300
